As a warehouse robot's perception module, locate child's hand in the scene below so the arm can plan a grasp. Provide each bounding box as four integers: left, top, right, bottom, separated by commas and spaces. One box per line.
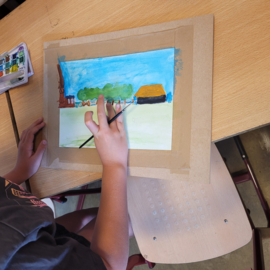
3, 118, 47, 183
85, 95, 128, 169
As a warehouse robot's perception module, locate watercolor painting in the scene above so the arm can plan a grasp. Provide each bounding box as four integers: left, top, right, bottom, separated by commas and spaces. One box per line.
58, 48, 175, 150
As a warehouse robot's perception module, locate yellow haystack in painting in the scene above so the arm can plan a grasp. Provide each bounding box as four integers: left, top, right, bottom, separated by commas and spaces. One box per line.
134, 84, 166, 104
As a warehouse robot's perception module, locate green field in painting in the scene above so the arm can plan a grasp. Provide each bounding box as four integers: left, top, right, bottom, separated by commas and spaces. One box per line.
59, 102, 173, 150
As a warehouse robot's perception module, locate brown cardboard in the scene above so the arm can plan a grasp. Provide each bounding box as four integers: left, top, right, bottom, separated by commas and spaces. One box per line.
43, 14, 213, 183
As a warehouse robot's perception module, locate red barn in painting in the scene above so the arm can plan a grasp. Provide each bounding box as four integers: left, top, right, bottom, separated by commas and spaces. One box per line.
57, 64, 75, 108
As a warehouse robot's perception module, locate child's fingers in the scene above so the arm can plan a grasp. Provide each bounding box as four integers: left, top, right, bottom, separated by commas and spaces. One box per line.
85, 111, 99, 136
20, 129, 27, 143
106, 103, 117, 131
115, 103, 125, 134
33, 140, 47, 166
25, 122, 46, 147
106, 103, 116, 119
21, 118, 44, 143
97, 95, 109, 129
115, 103, 122, 112
29, 117, 44, 130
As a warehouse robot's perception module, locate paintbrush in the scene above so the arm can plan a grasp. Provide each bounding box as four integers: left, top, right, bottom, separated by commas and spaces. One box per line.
79, 103, 132, 149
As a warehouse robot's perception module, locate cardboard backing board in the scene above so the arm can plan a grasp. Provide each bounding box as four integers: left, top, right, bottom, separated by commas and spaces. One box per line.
43, 14, 213, 183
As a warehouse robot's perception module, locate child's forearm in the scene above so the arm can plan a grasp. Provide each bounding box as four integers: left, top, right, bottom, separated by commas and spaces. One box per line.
85, 96, 129, 269
91, 165, 129, 270
3, 170, 25, 185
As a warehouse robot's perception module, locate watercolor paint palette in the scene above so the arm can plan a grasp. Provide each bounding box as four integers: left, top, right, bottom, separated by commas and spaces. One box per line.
0, 42, 33, 94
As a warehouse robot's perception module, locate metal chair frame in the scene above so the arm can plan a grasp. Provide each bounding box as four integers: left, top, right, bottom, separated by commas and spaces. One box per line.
232, 136, 270, 270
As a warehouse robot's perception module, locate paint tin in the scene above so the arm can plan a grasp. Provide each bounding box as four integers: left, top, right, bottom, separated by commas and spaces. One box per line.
0, 42, 34, 94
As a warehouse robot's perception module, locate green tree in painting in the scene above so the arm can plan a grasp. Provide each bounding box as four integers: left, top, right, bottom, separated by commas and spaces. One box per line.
77, 83, 133, 102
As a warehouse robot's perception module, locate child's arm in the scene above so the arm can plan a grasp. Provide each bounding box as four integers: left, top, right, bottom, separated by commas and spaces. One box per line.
3, 118, 47, 185
85, 95, 129, 270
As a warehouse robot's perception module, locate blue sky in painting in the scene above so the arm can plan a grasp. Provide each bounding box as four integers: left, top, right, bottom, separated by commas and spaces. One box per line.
59, 48, 175, 102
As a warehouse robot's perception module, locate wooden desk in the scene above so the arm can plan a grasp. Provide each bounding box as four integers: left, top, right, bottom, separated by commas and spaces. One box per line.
0, 0, 269, 198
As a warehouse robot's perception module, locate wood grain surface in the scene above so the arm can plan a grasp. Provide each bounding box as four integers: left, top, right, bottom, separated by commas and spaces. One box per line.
30, 168, 102, 198
0, 0, 269, 197
0, 94, 17, 176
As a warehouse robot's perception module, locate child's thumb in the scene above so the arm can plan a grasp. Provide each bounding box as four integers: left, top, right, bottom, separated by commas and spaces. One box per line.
34, 140, 47, 164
